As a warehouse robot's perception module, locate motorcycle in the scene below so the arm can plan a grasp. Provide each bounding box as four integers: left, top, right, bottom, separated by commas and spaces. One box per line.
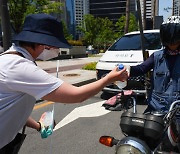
99, 90, 180, 154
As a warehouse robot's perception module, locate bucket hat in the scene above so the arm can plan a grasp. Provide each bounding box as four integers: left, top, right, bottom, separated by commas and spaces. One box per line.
13, 13, 71, 48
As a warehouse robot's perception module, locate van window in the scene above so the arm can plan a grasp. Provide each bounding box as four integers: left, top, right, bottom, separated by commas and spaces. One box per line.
109, 33, 162, 51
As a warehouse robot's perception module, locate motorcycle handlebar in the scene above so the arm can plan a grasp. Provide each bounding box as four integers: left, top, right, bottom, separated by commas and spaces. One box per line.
163, 100, 180, 126
168, 100, 180, 114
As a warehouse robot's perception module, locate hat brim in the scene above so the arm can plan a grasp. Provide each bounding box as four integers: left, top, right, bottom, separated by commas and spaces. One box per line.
13, 31, 71, 48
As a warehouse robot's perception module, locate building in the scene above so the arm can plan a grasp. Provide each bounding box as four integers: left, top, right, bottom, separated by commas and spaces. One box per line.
75, 0, 89, 38
89, 0, 136, 23
140, 0, 159, 29
89, 0, 160, 29
173, 0, 180, 16
66, 0, 89, 39
51, 0, 67, 22
59, 0, 68, 23
66, 0, 162, 39
144, 0, 159, 19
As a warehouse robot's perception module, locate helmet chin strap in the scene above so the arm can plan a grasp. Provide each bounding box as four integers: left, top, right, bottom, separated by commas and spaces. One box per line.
165, 47, 180, 55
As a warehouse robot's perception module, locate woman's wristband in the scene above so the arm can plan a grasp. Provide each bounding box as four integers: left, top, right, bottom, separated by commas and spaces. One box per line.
37, 121, 41, 132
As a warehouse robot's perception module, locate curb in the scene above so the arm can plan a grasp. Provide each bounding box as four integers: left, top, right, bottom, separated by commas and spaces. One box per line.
73, 78, 97, 87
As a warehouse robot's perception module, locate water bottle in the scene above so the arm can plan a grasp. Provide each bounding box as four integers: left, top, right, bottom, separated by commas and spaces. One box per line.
115, 64, 127, 89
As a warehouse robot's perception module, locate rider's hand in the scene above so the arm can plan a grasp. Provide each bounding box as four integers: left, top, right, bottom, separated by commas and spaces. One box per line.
106, 67, 128, 84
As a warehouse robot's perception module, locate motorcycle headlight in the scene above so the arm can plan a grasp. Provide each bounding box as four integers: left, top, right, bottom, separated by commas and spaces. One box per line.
115, 137, 151, 154
116, 145, 142, 154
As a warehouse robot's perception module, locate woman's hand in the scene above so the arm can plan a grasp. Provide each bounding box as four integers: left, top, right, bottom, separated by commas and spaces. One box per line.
38, 112, 56, 139
106, 67, 128, 84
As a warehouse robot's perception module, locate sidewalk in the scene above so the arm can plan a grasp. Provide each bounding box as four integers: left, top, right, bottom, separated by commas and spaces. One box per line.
36, 55, 102, 86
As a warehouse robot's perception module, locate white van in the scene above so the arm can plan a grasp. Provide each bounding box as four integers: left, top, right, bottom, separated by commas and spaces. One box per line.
96, 29, 162, 95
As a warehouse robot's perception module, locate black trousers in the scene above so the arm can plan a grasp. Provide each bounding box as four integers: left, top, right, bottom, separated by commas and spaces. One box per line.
0, 133, 26, 154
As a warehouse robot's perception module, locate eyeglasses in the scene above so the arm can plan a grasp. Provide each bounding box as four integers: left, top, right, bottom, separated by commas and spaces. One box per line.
44, 45, 58, 50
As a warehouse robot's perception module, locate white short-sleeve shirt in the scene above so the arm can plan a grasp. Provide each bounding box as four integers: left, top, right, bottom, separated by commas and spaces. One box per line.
0, 45, 63, 148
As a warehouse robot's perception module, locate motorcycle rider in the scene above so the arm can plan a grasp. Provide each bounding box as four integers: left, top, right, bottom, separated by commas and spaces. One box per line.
130, 16, 180, 152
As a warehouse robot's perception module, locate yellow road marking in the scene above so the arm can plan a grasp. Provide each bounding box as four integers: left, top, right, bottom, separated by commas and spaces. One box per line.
33, 101, 54, 110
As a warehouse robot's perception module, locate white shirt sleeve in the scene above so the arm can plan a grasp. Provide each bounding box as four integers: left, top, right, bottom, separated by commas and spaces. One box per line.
6, 59, 63, 100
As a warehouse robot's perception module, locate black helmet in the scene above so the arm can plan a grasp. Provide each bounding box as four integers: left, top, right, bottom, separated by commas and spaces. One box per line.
160, 16, 180, 46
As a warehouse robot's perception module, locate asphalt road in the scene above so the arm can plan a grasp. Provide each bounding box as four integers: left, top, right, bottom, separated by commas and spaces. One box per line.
19, 92, 147, 154
19, 56, 147, 154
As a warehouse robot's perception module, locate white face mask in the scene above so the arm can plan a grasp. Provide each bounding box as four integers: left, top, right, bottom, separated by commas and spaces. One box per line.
37, 47, 59, 61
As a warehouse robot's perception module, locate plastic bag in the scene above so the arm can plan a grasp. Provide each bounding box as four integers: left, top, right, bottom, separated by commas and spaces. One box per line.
39, 111, 54, 138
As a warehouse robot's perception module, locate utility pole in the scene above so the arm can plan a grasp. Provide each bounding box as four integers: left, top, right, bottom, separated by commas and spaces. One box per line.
136, 0, 150, 98
136, 0, 146, 59
0, 0, 11, 51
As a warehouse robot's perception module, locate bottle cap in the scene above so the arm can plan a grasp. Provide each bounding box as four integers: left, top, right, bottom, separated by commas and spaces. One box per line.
118, 64, 124, 70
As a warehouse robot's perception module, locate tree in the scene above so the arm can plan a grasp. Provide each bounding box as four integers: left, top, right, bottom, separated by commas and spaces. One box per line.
0, 0, 12, 50
143, 0, 146, 30
78, 15, 115, 50
124, 0, 130, 34
8, 0, 63, 33
8, 0, 29, 33
77, 14, 100, 45
115, 13, 138, 39
94, 17, 115, 50
62, 21, 73, 40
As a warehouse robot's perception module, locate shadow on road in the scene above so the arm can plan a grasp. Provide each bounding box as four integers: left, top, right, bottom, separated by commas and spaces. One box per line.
100, 92, 147, 105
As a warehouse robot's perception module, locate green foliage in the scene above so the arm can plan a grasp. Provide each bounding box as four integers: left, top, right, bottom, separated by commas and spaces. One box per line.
88, 54, 102, 57
115, 13, 138, 39
129, 13, 138, 32
78, 15, 115, 50
78, 13, 138, 50
8, 0, 30, 33
8, 0, 63, 33
62, 21, 73, 40
94, 17, 116, 50
82, 62, 97, 71
77, 14, 100, 45
68, 40, 83, 46
42, 1, 63, 14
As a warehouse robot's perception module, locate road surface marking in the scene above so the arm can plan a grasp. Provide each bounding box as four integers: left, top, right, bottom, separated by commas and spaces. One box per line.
33, 101, 54, 110
54, 101, 111, 131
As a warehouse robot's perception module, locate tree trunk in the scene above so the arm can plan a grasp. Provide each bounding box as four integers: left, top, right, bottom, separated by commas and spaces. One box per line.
153, 0, 156, 29
143, 0, 146, 30
124, 0, 130, 34
0, 0, 11, 51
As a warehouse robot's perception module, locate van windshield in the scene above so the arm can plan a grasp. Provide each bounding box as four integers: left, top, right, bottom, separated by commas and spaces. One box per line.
109, 32, 162, 51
